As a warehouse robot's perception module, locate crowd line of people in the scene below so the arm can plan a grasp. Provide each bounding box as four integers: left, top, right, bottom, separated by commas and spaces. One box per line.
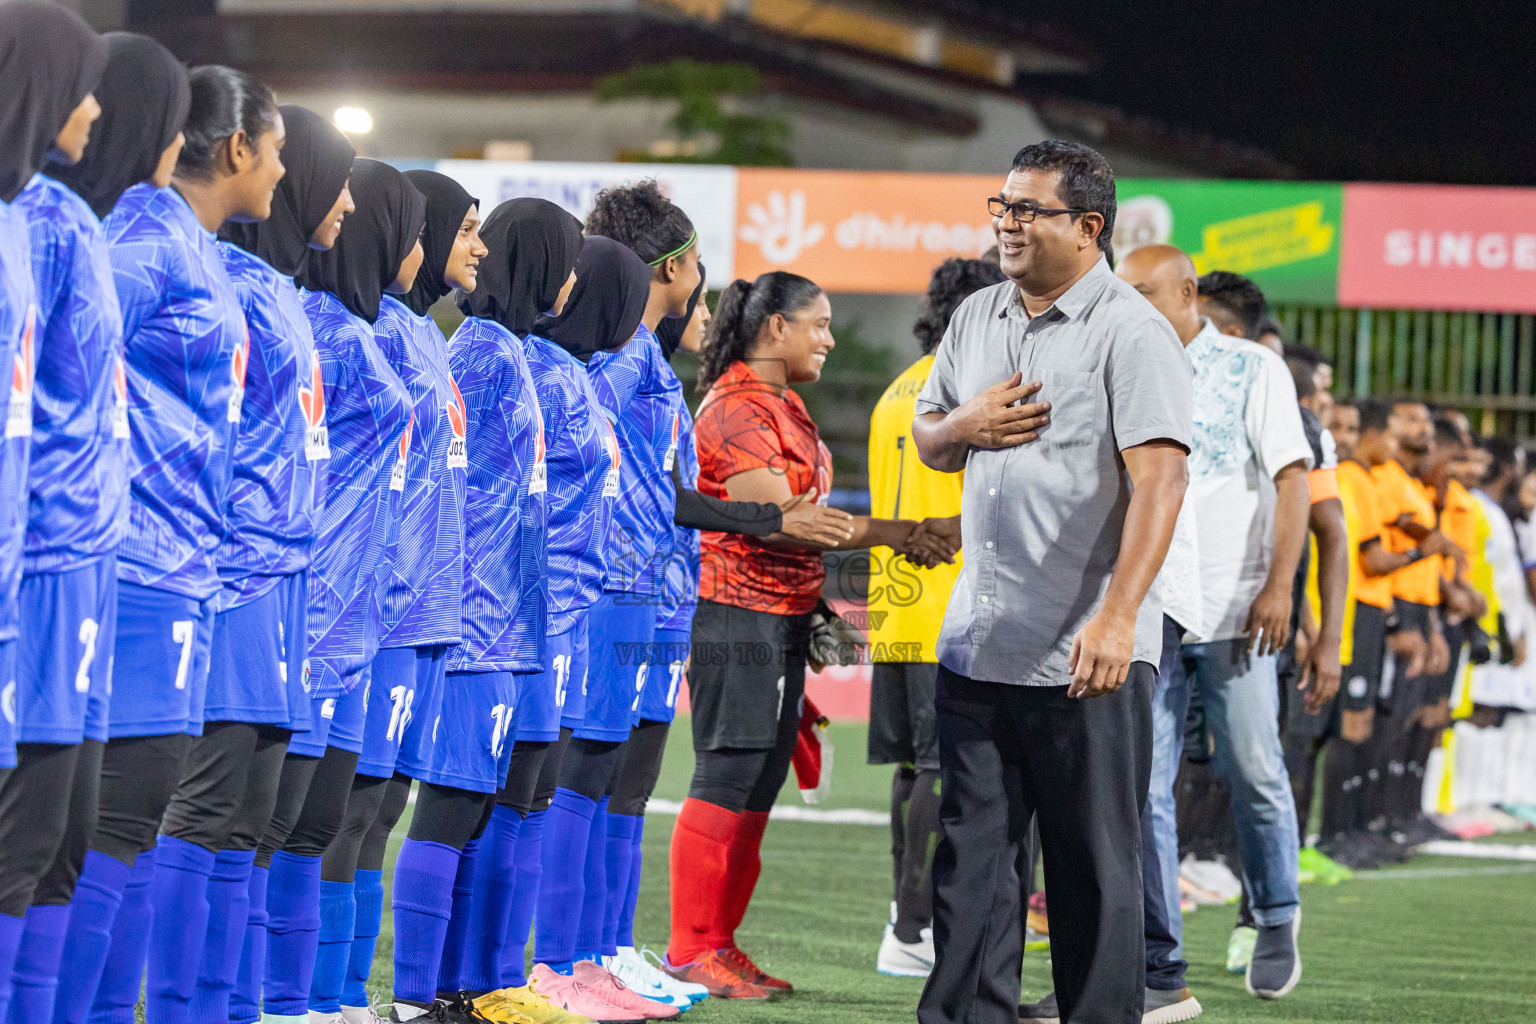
3, 7, 1533, 1024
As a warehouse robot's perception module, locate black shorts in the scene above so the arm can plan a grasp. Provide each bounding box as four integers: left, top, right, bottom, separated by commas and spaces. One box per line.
1342, 603, 1387, 714
688, 599, 810, 752
867, 662, 940, 771
1423, 620, 1467, 703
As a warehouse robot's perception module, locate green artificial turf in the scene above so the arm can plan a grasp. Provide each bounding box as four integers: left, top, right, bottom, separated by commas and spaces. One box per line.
367, 721, 1536, 1024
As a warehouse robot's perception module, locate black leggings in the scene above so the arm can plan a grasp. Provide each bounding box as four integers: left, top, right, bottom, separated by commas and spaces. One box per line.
607, 719, 669, 818
35, 738, 104, 905
360, 774, 413, 873
255, 752, 320, 870
530, 729, 572, 811
406, 782, 494, 850
320, 773, 390, 884
0, 743, 83, 916
161, 722, 290, 853
556, 736, 626, 802
687, 742, 796, 814
497, 740, 553, 816
91, 733, 192, 865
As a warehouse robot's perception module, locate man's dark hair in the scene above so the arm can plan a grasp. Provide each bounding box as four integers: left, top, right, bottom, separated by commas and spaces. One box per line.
1010, 140, 1116, 254
1357, 397, 1393, 433
1283, 344, 1323, 400
1198, 271, 1267, 339
1482, 435, 1519, 480
1432, 413, 1466, 449
913, 258, 1006, 355
1257, 318, 1287, 342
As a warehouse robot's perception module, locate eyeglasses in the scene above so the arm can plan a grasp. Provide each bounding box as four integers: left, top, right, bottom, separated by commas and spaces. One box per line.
987, 196, 1088, 224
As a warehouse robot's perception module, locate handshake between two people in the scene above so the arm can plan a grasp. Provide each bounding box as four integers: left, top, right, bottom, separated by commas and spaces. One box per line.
771, 487, 962, 569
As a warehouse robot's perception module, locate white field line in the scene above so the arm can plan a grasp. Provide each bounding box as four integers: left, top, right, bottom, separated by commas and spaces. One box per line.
1413, 840, 1536, 861
1355, 864, 1536, 880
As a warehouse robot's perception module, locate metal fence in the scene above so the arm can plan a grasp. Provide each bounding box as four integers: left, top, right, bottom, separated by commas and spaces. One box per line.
1273, 306, 1536, 437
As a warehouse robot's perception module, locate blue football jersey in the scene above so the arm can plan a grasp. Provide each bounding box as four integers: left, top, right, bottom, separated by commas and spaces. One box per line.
0, 196, 37, 643
373, 295, 465, 648
524, 333, 617, 636
656, 392, 699, 632
16, 176, 128, 577
215, 243, 328, 608
445, 317, 548, 674
586, 325, 680, 595
302, 288, 411, 698
106, 184, 245, 602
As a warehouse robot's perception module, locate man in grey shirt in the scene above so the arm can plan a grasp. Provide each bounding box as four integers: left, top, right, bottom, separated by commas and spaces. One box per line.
912, 141, 1193, 1024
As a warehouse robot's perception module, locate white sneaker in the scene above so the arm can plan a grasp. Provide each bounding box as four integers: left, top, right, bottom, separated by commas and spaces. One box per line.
1180, 855, 1242, 904
641, 946, 710, 1003
307, 1012, 344, 1024
605, 946, 697, 1008
340, 1005, 387, 1024
876, 923, 935, 978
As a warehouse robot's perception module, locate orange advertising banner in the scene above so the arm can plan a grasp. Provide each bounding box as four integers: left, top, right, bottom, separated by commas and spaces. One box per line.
733, 167, 1001, 293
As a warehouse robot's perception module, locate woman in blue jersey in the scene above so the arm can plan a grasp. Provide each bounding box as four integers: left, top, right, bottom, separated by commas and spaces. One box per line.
311, 169, 481, 1024
0, 6, 107, 1023
254, 158, 417, 1024
141, 103, 354, 1024
9, 31, 187, 1024
54, 63, 288, 1024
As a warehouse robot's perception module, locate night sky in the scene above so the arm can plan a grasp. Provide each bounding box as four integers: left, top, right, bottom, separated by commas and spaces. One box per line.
1000, 0, 1536, 186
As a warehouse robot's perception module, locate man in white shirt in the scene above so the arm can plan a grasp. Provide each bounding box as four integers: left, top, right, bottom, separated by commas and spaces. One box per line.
1117, 251, 1313, 1001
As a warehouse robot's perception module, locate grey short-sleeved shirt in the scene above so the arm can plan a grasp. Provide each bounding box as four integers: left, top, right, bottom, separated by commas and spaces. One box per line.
915, 257, 1194, 687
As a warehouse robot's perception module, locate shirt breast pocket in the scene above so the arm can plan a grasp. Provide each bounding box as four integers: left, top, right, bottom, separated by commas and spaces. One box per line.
1037, 369, 1099, 450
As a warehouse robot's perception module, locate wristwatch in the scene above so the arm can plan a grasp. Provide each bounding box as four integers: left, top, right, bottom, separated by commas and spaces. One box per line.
1404, 547, 1425, 563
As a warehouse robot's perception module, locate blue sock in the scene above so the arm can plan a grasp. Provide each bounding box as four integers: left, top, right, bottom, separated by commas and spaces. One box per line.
603, 813, 640, 954
460, 807, 522, 994
573, 796, 610, 962
309, 881, 355, 1013
190, 850, 255, 1024
391, 840, 460, 1004
8, 903, 71, 1024
0, 910, 27, 1024
88, 847, 157, 1024
342, 869, 383, 1009
500, 810, 543, 989
532, 788, 597, 973
262, 852, 322, 1018
435, 840, 478, 996
230, 865, 268, 1024
146, 835, 218, 1024
618, 817, 645, 950
50, 850, 130, 1024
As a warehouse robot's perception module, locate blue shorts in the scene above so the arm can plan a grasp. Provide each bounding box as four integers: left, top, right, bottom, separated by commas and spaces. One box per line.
408, 669, 518, 793
359, 645, 447, 779
15, 557, 118, 745
538, 615, 587, 741
638, 628, 691, 725
203, 572, 309, 728
579, 592, 656, 742
0, 641, 17, 768
109, 581, 216, 739
287, 664, 371, 758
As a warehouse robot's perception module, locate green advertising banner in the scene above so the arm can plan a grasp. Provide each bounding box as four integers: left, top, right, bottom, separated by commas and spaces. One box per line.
1114, 179, 1344, 305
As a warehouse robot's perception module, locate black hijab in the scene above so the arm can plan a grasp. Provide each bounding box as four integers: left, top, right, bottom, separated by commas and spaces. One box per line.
44, 33, 188, 219
533, 235, 651, 363
655, 260, 706, 361
297, 158, 425, 324
0, 2, 108, 203
458, 197, 583, 337
220, 105, 354, 277
401, 170, 478, 316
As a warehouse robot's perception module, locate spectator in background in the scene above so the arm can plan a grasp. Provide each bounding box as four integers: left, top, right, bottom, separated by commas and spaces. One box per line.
1254, 317, 1286, 358
866, 257, 1002, 980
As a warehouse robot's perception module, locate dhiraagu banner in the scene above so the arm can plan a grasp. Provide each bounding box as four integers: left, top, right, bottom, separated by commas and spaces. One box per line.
1113, 179, 1344, 305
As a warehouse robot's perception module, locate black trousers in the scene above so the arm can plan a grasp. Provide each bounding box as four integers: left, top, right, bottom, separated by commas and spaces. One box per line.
919, 665, 1153, 1024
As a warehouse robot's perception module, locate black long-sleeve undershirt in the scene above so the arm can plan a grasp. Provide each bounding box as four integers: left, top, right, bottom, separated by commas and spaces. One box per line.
670, 463, 782, 536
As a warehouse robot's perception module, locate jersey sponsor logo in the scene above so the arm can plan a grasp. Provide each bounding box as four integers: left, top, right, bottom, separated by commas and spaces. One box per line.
529, 398, 547, 495
390, 411, 414, 491
5, 305, 35, 439
663, 411, 679, 471
299, 351, 330, 461
227, 327, 250, 423
111, 356, 130, 440
601, 416, 621, 499
445, 378, 468, 469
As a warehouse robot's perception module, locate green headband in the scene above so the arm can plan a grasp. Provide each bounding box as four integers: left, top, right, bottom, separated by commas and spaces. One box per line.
647, 231, 697, 267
